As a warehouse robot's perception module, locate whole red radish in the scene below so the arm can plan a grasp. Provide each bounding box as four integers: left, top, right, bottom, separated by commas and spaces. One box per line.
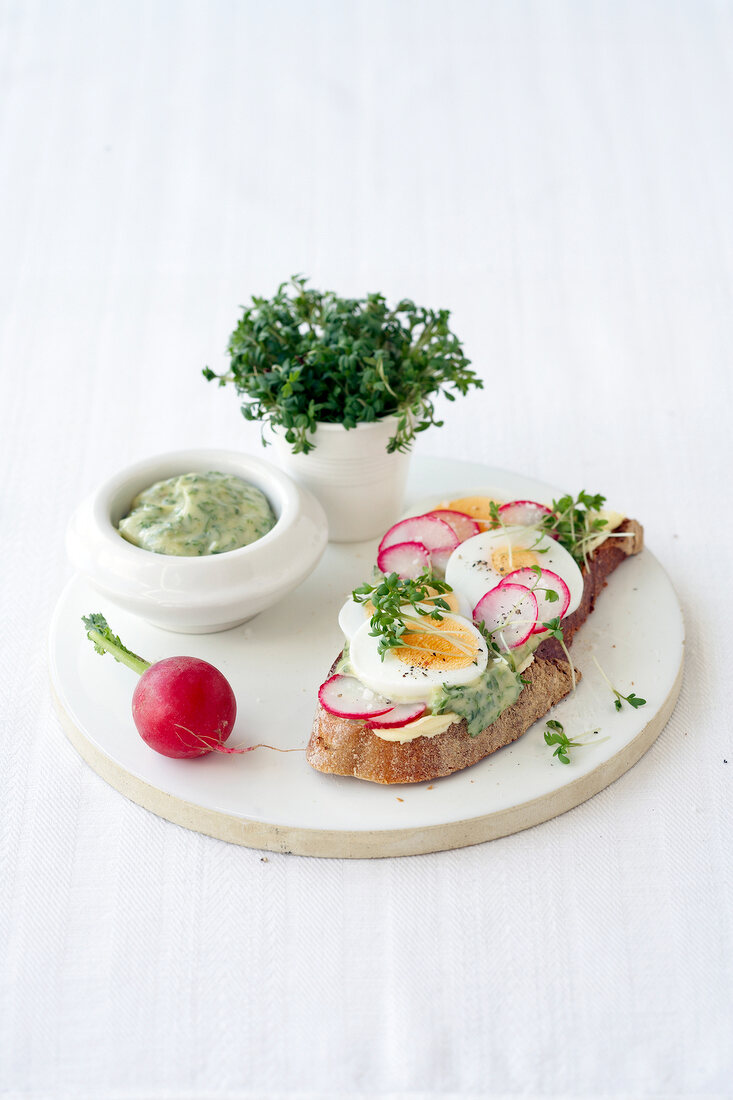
131, 656, 237, 758
82, 613, 240, 758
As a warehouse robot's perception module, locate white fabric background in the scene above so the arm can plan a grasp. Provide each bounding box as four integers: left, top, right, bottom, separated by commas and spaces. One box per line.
1, 1, 732, 1096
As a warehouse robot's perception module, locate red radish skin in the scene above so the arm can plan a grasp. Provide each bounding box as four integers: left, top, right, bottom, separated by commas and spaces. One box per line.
318, 674, 395, 720
376, 540, 431, 580
131, 656, 238, 758
499, 566, 571, 630
378, 514, 459, 558
473, 583, 539, 650
366, 702, 428, 729
498, 500, 553, 527
426, 509, 481, 542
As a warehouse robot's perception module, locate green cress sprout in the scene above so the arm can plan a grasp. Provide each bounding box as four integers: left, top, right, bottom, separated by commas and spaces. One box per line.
541, 616, 577, 692
541, 491, 609, 565
352, 573, 456, 661
543, 720, 605, 765
592, 656, 646, 712
203, 276, 482, 454
540, 489, 639, 567
528, 563, 560, 602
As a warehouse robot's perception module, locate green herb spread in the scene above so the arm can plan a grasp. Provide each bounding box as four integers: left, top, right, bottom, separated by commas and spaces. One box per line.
118, 471, 276, 556
428, 635, 542, 737
433, 660, 525, 738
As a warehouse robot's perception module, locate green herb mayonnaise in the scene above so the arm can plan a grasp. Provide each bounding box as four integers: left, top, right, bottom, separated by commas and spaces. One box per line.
434, 660, 524, 738
118, 471, 276, 556
432, 635, 544, 738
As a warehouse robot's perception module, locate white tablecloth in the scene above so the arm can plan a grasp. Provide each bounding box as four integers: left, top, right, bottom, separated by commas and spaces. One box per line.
2, 1, 731, 1096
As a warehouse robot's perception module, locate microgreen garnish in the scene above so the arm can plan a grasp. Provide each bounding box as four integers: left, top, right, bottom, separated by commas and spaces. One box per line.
527, 563, 559, 602
543, 719, 604, 764
543, 720, 578, 764
352, 573, 455, 660
616, 692, 646, 710
474, 618, 503, 658
541, 491, 608, 566
542, 617, 563, 640
592, 656, 647, 712
541, 617, 577, 692
204, 276, 483, 454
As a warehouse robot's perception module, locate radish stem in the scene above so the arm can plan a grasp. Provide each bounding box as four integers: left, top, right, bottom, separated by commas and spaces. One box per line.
82, 613, 151, 677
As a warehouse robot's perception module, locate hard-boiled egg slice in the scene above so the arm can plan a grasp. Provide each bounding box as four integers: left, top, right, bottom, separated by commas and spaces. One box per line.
338, 596, 369, 642
445, 528, 584, 619
446, 494, 505, 532
338, 588, 464, 642
349, 609, 489, 703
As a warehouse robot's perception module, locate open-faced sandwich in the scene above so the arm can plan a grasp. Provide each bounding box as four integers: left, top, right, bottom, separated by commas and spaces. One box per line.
307, 492, 643, 784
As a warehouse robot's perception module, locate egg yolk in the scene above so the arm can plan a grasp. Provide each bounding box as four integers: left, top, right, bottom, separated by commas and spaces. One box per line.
394, 617, 480, 671
447, 495, 504, 532
491, 545, 539, 576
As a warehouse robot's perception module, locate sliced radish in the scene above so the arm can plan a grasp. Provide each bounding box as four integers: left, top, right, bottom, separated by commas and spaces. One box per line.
425, 509, 481, 542
498, 500, 553, 527
499, 567, 571, 631
473, 583, 538, 651
378, 514, 459, 557
377, 540, 431, 580
318, 675, 394, 719
366, 702, 428, 729
428, 547, 455, 576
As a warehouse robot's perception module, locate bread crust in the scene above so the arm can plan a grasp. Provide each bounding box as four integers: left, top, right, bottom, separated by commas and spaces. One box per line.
306, 518, 643, 784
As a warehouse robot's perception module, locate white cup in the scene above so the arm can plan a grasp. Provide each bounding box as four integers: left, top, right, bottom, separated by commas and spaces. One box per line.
270, 417, 411, 542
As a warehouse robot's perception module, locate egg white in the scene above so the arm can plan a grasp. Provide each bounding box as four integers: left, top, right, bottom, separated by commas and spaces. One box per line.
444, 529, 584, 618
338, 590, 474, 642
338, 596, 369, 641
349, 611, 489, 703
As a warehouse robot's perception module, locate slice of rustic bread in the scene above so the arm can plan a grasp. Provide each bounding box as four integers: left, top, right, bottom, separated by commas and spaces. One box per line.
306, 519, 643, 784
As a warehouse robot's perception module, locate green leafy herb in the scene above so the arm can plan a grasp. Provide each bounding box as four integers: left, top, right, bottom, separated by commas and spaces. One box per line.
82, 613, 151, 676
473, 617, 502, 656
542, 617, 564, 641
541, 616, 577, 692
352, 572, 455, 660
527, 563, 559, 601
615, 691, 646, 711
541, 490, 608, 565
203, 276, 482, 454
488, 500, 502, 528
543, 719, 603, 764
592, 656, 646, 712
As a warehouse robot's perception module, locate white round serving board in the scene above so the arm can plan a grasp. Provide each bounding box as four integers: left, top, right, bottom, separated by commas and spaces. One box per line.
49, 458, 684, 858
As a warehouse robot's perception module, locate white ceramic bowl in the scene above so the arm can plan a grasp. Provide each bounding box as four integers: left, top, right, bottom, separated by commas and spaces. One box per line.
66, 449, 328, 633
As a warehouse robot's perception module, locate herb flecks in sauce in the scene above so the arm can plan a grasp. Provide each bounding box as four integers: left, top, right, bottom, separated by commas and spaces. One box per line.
118, 472, 276, 556
434, 660, 525, 738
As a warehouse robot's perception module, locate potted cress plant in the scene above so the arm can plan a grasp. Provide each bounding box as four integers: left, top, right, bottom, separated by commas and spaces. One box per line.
203, 277, 482, 541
